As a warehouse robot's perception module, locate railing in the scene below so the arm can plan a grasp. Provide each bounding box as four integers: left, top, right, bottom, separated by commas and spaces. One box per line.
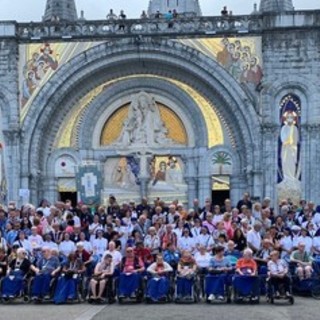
0, 10, 319, 43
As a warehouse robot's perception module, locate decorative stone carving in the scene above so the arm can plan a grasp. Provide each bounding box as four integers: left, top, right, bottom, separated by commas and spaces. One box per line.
114, 91, 178, 148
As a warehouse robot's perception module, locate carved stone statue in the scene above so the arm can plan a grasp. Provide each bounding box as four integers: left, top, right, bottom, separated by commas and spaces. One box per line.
115, 92, 177, 148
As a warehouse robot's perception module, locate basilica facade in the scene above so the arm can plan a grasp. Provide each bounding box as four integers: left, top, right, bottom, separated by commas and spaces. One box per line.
0, 0, 319, 208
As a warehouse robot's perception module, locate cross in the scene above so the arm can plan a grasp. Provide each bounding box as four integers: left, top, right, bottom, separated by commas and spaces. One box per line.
81, 172, 98, 198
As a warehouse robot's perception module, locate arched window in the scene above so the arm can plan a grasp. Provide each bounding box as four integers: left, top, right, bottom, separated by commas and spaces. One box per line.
277, 94, 301, 184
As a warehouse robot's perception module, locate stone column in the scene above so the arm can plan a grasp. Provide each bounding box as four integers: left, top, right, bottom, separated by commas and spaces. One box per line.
300, 124, 309, 201
230, 174, 243, 206
306, 125, 320, 202
198, 176, 211, 206
182, 154, 198, 207
139, 177, 149, 199
43, 176, 59, 203
261, 123, 279, 208
185, 177, 197, 208
3, 130, 21, 204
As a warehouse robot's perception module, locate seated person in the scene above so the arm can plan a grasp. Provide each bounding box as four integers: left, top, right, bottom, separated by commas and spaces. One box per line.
206, 246, 232, 301
118, 247, 145, 298
233, 248, 259, 300
103, 241, 122, 269
53, 253, 86, 304
290, 242, 313, 280
75, 242, 93, 276
163, 242, 180, 271
146, 254, 173, 302
134, 241, 153, 267
267, 250, 291, 297
1, 248, 31, 298
224, 240, 241, 266
255, 239, 273, 274
30, 247, 61, 301
194, 245, 211, 274
89, 254, 114, 302
176, 251, 197, 300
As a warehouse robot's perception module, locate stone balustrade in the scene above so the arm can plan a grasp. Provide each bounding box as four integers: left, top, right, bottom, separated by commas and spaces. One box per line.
0, 10, 319, 42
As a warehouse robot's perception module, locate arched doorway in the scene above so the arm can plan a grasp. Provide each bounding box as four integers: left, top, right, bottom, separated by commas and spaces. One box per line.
20, 39, 261, 206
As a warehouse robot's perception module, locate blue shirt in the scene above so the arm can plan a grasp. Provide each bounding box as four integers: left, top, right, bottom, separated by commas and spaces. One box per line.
163, 250, 180, 265
36, 256, 60, 274
209, 256, 231, 269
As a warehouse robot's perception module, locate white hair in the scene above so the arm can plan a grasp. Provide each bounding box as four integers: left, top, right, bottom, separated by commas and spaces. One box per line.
17, 248, 26, 255
243, 248, 253, 256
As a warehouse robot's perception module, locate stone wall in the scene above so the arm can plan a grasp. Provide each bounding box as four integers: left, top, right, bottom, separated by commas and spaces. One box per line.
0, 39, 20, 203
261, 29, 320, 204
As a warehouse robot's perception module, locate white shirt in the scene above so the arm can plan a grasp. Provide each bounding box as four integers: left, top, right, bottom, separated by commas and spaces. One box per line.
92, 238, 108, 256
177, 236, 195, 252
191, 226, 202, 237
89, 223, 104, 243
212, 214, 223, 226
313, 213, 320, 226
102, 249, 122, 266
42, 241, 58, 250
37, 207, 51, 217
195, 234, 214, 249
14, 239, 32, 253
174, 228, 184, 240
268, 259, 288, 275
194, 252, 211, 268
82, 240, 93, 253
292, 234, 300, 248
73, 215, 81, 227
279, 236, 293, 258
144, 235, 161, 251
59, 240, 76, 256
246, 229, 261, 250
313, 236, 320, 253
28, 234, 44, 250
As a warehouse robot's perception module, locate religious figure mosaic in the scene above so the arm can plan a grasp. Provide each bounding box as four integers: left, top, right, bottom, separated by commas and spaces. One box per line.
277, 94, 302, 204
113, 92, 179, 148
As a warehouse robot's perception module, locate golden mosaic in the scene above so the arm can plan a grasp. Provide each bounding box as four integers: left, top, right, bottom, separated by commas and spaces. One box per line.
100, 103, 187, 146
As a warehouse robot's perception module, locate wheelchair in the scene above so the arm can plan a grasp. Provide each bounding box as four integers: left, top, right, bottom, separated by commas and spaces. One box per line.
53, 273, 87, 304
232, 275, 261, 304
117, 272, 144, 304
266, 275, 294, 305
0, 274, 30, 304
204, 272, 232, 304
174, 273, 200, 304
145, 272, 174, 303
290, 261, 320, 300
29, 273, 59, 303
87, 275, 117, 304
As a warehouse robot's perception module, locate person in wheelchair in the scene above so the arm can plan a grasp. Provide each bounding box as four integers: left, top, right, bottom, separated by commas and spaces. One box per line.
30, 247, 61, 301
176, 250, 197, 301
233, 248, 259, 301
118, 247, 145, 299
206, 246, 232, 301
267, 250, 291, 298
255, 239, 273, 274
290, 242, 314, 280
146, 253, 173, 302
53, 253, 86, 304
224, 240, 241, 267
163, 242, 180, 272
1, 248, 31, 299
89, 254, 114, 302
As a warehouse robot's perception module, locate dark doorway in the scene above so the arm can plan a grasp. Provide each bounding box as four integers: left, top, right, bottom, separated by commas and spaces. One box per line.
59, 192, 77, 207
212, 190, 230, 207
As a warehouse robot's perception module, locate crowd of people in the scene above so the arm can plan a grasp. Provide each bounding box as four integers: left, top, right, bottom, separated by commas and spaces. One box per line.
0, 193, 319, 303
